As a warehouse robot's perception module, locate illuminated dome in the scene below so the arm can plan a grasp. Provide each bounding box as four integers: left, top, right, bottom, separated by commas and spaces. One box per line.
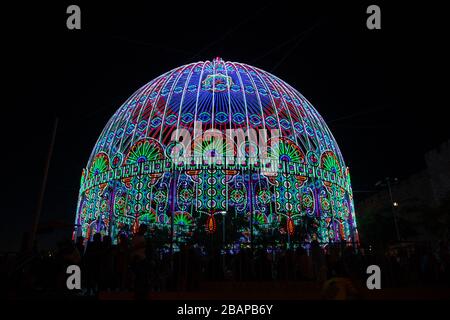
75, 57, 358, 247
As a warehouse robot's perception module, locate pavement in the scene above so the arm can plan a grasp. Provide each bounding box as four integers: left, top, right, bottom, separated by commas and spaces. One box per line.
97, 281, 450, 300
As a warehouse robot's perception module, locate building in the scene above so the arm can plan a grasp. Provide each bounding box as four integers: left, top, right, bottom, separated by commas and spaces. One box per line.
356, 139, 450, 241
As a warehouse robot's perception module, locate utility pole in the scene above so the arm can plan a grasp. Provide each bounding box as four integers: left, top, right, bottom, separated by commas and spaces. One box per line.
384, 177, 401, 242
29, 117, 58, 251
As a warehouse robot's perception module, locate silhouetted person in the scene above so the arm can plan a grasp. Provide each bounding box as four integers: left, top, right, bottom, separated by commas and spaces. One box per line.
85, 233, 102, 295
254, 248, 265, 281
131, 224, 148, 299
277, 250, 288, 281
311, 240, 327, 283
295, 247, 309, 280
262, 249, 272, 280
178, 244, 189, 290
116, 234, 130, 291
75, 236, 85, 257
100, 235, 114, 291
438, 241, 450, 285
55, 239, 81, 292
187, 246, 200, 290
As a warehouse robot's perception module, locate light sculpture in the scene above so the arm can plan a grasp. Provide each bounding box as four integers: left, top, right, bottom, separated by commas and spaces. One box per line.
75, 57, 359, 247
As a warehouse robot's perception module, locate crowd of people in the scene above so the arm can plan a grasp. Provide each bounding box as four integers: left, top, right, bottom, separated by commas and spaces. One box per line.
3, 224, 450, 299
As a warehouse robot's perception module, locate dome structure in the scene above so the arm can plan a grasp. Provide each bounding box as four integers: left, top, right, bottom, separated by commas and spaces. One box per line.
75, 57, 358, 247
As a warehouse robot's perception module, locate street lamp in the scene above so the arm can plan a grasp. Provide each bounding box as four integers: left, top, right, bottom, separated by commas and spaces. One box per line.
375, 177, 401, 242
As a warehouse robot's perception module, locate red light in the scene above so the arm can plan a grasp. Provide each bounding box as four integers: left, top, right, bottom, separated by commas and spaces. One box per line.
206, 215, 217, 234
287, 218, 295, 236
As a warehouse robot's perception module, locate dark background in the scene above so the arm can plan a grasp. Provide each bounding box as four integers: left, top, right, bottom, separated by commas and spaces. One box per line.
1, 1, 447, 251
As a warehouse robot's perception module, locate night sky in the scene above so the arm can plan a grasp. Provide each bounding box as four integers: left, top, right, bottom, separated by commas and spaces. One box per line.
2, 1, 447, 251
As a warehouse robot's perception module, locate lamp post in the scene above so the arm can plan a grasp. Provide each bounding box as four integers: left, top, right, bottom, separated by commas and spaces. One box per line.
29, 117, 58, 251
375, 177, 401, 241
